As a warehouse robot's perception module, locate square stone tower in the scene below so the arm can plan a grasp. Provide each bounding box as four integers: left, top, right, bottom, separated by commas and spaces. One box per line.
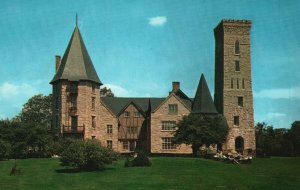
214, 20, 256, 153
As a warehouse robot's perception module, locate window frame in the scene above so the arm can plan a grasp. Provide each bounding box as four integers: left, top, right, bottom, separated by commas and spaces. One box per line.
238, 97, 243, 107
234, 116, 240, 126
168, 104, 178, 114
107, 140, 112, 149
162, 137, 176, 150
162, 121, 177, 131
107, 124, 112, 134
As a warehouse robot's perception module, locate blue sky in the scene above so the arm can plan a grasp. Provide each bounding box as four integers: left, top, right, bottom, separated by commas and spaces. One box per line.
0, 0, 299, 128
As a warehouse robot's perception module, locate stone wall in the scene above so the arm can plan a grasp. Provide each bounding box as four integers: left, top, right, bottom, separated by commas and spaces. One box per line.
150, 94, 192, 154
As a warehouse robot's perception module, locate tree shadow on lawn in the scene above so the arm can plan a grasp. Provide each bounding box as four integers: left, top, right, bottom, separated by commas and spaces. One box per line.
55, 167, 115, 174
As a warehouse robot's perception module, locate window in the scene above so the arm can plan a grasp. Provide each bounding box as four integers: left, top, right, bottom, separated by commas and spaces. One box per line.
168, 104, 178, 113
234, 116, 239, 126
238, 97, 243, 107
92, 97, 95, 109
107, 140, 112, 149
70, 95, 77, 107
122, 141, 129, 150
162, 137, 176, 150
127, 126, 137, 134
107, 125, 112, 134
242, 79, 245, 89
55, 96, 59, 109
92, 84, 95, 93
91, 136, 96, 139
235, 61, 240, 71
231, 78, 234, 89
71, 116, 77, 128
92, 116, 96, 128
124, 111, 130, 117
237, 79, 239, 89
235, 40, 240, 54
162, 121, 176, 131
134, 112, 141, 118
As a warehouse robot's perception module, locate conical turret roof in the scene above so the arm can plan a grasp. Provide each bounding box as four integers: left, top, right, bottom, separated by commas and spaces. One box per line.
50, 26, 102, 84
192, 74, 218, 114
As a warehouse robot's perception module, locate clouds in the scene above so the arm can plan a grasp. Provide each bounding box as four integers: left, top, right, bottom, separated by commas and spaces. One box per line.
0, 82, 37, 99
0, 82, 38, 119
103, 84, 130, 97
254, 86, 300, 99
148, 16, 167, 26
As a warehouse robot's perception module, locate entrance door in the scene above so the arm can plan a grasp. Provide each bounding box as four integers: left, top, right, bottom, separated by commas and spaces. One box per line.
235, 136, 244, 153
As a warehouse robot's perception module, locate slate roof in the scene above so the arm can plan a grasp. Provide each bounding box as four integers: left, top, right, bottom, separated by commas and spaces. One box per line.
50, 26, 102, 84
192, 74, 218, 114
101, 97, 166, 116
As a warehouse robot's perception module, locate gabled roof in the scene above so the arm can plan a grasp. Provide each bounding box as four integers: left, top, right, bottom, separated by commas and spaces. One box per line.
116, 101, 146, 117
101, 97, 165, 116
50, 26, 102, 84
192, 74, 218, 114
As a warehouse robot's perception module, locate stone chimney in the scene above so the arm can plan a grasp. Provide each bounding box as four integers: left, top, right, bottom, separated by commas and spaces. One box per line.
55, 55, 61, 72
172, 82, 180, 92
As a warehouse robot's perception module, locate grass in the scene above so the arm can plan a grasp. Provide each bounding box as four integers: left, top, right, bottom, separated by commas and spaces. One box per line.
0, 157, 300, 190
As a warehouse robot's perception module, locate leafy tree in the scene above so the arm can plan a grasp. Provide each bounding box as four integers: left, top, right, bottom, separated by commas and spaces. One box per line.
290, 121, 300, 155
100, 87, 114, 97
0, 140, 12, 160
173, 114, 228, 156
60, 139, 118, 170
17, 94, 52, 126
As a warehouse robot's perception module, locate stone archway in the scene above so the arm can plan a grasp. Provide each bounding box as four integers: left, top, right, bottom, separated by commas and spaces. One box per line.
235, 136, 244, 153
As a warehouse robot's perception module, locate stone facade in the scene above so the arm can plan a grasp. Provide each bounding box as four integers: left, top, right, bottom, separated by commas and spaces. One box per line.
214, 20, 256, 153
150, 94, 192, 154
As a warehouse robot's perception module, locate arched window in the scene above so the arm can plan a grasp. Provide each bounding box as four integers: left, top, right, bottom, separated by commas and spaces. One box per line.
235, 40, 240, 54
235, 136, 244, 153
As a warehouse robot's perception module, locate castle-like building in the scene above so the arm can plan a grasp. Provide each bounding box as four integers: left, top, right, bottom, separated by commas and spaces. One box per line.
50, 19, 255, 154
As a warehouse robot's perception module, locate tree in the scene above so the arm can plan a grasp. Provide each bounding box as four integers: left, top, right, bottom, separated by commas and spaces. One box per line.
100, 87, 114, 97
173, 114, 228, 156
290, 121, 300, 155
17, 94, 52, 126
60, 139, 118, 170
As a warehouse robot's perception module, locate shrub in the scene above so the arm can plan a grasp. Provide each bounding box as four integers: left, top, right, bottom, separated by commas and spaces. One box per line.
60, 139, 118, 170
125, 151, 151, 167
0, 140, 12, 160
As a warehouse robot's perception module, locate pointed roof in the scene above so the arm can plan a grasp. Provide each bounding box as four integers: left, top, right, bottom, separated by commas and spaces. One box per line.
50, 26, 102, 84
192, 74, 218, 114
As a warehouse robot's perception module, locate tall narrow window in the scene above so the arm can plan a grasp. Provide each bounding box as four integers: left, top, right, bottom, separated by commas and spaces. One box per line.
238, 97, 243, 107
237, 79, 239, 89
92, 97, 95, 110
92, 116, 96, 128
235, 61, 240, 71
235, 40, 240, 54
242, 79, 245, 89
231, 78, 234, 89
107, 125, 112, 133
92, 84, 95, 93
70, 95, 77, 108
107, 140, 112, 149
123, 141, 129, 150
234, 116, 239, 126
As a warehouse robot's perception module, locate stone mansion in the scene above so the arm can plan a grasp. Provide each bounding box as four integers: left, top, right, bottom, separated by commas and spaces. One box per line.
50, 19, 256, 154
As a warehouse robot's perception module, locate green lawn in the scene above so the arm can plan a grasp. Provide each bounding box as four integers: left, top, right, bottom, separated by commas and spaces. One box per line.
0, 157, 300, 190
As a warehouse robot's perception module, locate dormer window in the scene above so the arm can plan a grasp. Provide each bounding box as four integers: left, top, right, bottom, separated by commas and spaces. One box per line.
235, 40, 240, 54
